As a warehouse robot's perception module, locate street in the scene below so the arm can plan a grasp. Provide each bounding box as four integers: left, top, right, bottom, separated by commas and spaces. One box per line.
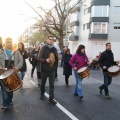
0, 60, 120, 120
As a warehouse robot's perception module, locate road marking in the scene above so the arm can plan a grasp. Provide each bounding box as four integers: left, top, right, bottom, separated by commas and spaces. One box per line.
29, 79, 79, 120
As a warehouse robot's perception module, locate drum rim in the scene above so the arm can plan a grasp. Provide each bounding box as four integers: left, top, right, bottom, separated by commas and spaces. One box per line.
77, 67, 88, 73
0, 68, 15, 79
108, 66, 120, 72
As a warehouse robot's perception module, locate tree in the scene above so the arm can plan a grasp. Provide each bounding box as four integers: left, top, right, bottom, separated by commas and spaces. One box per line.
24, 0, 86, 50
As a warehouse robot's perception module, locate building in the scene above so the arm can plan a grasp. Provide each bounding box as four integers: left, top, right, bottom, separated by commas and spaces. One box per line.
68, 0, 120, 60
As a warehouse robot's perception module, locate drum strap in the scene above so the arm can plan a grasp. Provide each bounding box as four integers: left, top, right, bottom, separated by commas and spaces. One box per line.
7, 51, 16, 69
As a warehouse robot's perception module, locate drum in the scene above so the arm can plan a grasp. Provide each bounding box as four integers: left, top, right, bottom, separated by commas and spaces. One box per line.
77, 67, 90, 78
49, 53, 55, 67
0, 69, 23, 92
108, 66, 120, 77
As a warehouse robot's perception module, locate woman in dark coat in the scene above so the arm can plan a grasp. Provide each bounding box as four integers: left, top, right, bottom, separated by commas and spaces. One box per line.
18, 42, 28, 80
63, 48, 72, 87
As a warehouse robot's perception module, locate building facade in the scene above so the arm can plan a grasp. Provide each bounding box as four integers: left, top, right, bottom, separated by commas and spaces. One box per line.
68, 0, 120, 60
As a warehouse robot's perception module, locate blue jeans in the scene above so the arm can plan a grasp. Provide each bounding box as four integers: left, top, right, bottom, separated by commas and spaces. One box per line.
99, 72, 112, 95
19, 71, 26, 80
0, 81, 13, 107
74, 70, 83, 97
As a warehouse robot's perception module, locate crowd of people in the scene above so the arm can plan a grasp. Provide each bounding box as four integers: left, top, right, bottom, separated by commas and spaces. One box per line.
0, 36, 119, 110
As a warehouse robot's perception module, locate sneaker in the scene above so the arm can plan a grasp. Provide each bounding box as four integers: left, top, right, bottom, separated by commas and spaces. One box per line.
74, 93, 78, 96
40, 95, 44, 100
105, 94, 111, 99
79, 96, 83, 100
66, 84, 68, 87
55, 78, 58, 81
1, 106, 8, 109
99, 87, 102, 94
49, 99, 57, 105
10, 102, 13, 105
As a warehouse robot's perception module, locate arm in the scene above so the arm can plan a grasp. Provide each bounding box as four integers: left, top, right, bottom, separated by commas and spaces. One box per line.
23, 50, 28, 59
15, 51, 23, 70
98, 53, 104, 68
69, 54, 76, 69
38, 47, 46, 63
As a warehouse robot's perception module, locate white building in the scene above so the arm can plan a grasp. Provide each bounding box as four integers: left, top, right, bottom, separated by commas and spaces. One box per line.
67, 0, 120, 60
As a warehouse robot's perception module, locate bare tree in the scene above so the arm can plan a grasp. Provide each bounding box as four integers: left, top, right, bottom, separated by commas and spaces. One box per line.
24, 0, 85, 50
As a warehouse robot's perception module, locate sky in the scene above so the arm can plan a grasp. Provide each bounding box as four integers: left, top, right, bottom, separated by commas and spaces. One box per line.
0, 0, 54, 43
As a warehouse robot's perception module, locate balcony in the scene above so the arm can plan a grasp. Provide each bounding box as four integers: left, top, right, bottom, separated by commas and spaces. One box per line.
69, 35, 79, 41
70, 21, 79, 27
91, 0, 110, 6
89, 34, 108, 39
90, 17, 109, 22
68, 6, 80, 13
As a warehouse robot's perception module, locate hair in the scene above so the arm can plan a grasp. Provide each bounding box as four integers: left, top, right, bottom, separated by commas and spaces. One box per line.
106, 42, 111, 46
64, 48, 70, 54
48, 36, 54, 39
5, 37, 12, 43
76, 44, 85, 54
18, 42, 25, 50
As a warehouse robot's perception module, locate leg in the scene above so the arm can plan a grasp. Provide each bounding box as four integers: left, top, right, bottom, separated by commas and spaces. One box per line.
40, 71, 48, 96
0, 81, 10, 107
65, 75, 69, 86
74, 71, 83, 97
31, 64, 36, 77
48, 71, 55, 100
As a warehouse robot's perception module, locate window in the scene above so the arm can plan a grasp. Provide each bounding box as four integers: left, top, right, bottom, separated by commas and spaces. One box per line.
84, 7, 91, 15
91, 22, 108, 34
114, 23, 120, 29
91, 5, 109, 17
83, 23, 90, 30
114, 6, 120, 13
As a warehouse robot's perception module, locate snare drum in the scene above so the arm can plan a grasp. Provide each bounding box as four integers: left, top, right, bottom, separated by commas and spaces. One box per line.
108, 66, 120, 77
0, 69, 23, 92
77, 67, 90, 78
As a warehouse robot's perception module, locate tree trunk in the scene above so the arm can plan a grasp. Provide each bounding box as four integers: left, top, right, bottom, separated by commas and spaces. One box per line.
59, 35, 63, 50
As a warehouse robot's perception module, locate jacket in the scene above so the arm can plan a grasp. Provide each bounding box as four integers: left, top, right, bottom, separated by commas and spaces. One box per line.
63, 54, 72, 75
0, 49, 23, 69
99, 50, 116, 71
69, 53, 89, 70
38, 45, 58, 71
18, 49, 28, 71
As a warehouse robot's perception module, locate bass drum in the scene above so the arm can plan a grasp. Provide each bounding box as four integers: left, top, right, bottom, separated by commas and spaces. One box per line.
0, 68, 23, 92
77, 67, 90, 78
108, 66, 120, 77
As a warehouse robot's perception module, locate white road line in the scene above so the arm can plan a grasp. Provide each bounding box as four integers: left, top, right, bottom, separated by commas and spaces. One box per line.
29, 80, 37, 86
30, 79, 79, 120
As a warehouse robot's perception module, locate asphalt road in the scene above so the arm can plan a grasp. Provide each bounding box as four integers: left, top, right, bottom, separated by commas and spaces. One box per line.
0, 60, 120, 120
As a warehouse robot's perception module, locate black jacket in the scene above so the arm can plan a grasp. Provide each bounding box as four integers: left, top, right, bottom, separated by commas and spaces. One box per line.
38, 45, 58, 71
99, 50, 116, 71
18, 49, 28, 71
63, 54, 72, 75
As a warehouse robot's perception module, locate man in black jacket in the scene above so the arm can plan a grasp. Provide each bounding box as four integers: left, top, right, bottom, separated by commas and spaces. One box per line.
99, 43, 119, 99
39, 36, 58, 105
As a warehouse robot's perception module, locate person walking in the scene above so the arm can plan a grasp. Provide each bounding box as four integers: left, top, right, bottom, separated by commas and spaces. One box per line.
63, 48, 72, 87
0, 38, 23, 109
99, 43, 119, 99
30, 43, 40, 78
18, 42, 28, 80
39, 36, 58, 105
69, 45, 90, 100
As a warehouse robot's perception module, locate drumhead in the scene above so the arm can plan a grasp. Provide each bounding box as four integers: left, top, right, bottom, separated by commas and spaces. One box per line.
0, 69, 15, 79
77, 67, 87, 73
108, 66, 119, 72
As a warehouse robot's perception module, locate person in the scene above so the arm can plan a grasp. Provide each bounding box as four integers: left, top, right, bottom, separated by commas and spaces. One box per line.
99, 43, 119, 99
39, 36, 58, 105
0, 38, 23, 109
60, 46, 65, 67
18, 42, 28, 80
37, 46, 42, 86
29, 43, 40, 78
63, 48, 72, 87
0, 37, 3, 49
69, 45, 90, 100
